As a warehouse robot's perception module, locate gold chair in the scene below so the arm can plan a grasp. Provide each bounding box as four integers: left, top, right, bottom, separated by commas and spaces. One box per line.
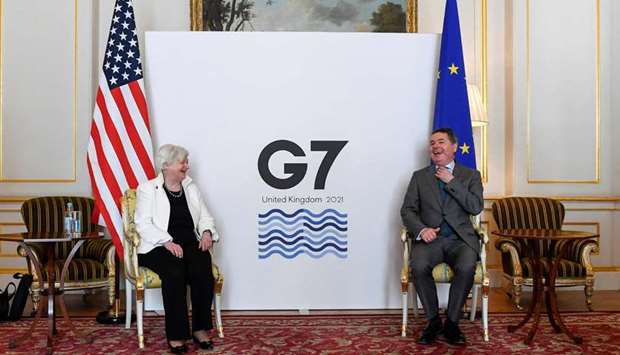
17, 196, 116, 313
492, 197, 598, 310
400, 215, 489, 341
120, 189, 224, 349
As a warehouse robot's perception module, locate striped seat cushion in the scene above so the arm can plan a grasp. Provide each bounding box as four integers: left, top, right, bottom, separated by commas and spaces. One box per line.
521, 257, 586, 278
409, 262, 483, 284
40, 258, 109, 282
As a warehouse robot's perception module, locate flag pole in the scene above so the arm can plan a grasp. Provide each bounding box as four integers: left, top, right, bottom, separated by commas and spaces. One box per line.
96, 254, 132, 324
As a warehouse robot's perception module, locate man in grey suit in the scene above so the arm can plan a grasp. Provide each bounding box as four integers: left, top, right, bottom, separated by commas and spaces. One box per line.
401, 127, 483, 345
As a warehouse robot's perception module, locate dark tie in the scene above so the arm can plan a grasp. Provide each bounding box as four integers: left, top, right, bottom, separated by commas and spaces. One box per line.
438, 179, 447, 201
437, 168, 456, 238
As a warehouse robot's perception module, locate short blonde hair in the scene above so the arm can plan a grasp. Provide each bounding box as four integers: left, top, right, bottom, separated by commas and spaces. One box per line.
156, 144, 189, 171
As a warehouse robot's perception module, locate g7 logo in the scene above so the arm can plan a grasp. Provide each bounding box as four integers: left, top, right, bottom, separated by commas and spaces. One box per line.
258, 140, 348, 190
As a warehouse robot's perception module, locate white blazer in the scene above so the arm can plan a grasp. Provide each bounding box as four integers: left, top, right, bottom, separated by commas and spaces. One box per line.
135, 173, 219, 255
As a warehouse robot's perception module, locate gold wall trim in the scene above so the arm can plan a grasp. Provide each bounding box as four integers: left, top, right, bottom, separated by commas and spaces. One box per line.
190, 0, 203, 31
593, 266, 620, 272
526, 0, 600, 184
490, 266, 620, 272
0, 0, 78, 183
0, 221, 23, 226
0, 196, 30, 202
483, 195, 620, 202
192, 0, 420, 33
406, 0, 418, 33
0, 267, 27, 274
484, 207, 619, 212
480, 0, 488, 183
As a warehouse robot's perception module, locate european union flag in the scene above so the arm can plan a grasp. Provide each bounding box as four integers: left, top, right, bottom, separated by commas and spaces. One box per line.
433, 0, 476, 169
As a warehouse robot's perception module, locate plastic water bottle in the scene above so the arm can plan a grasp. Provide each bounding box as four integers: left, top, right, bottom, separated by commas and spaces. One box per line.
64, 202, 74, 236
72, 210, 81, 236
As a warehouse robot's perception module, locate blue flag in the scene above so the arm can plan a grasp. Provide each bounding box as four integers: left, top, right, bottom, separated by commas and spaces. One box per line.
433, 0, 476, 170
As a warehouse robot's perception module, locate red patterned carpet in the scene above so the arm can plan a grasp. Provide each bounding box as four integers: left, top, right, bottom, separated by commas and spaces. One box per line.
1, 312, 619, 354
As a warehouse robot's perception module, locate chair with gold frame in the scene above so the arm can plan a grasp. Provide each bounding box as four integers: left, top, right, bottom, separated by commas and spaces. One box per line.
492, 197, 598, 310
120, 189, 224, 349
17, 196, 116, 313
400, 214, 490, 341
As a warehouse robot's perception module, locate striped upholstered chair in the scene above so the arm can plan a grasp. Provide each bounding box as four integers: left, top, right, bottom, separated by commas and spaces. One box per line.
17, 196, 116, 313
492, 197, 599, 310
120, 189, 224, 349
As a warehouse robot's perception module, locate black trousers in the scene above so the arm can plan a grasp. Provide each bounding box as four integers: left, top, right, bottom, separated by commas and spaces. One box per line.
410, 235, 477, 324
138, 242, 215, 341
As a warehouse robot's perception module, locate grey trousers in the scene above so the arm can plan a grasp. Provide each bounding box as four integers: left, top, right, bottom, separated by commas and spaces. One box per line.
410, 235, 478, 324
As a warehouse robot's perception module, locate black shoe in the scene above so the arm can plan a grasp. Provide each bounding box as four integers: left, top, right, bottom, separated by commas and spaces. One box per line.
417, 317, 443, 345
443, 319, 466, 346
167, 341, 187, 354
193, 335, 214, 350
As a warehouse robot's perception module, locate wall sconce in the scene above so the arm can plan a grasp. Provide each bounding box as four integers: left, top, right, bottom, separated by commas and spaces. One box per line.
468, 84, 488, 127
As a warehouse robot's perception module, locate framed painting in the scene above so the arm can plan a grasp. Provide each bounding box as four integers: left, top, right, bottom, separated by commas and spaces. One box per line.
190, 0, 418, 33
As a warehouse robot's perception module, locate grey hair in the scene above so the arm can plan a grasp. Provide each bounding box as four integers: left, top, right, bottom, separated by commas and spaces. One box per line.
156, 144, 189, 171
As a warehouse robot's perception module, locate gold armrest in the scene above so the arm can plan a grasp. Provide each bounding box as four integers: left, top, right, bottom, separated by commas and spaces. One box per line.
498, 242, 522, 277
400, 228, 408, 243
400, 228, 410, 288
581, 243, 599, 277
121, 189, 141, 287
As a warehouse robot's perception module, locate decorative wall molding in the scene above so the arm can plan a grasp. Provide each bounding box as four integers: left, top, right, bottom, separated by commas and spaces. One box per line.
0, 0, 78, 182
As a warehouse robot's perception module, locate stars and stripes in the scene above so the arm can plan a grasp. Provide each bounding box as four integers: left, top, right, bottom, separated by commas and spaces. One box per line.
87, 0, 155, 258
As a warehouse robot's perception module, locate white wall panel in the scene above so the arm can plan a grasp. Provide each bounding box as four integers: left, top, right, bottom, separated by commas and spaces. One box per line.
1, 0, 75, 181
612, 0, 620, 194
528, 0, 598, 183
512, 0, 616, 197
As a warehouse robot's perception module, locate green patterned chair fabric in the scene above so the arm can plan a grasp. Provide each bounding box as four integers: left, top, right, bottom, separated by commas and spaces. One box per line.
492, 197, 598, 310
428, 262, 484, 284
141, 263, 222, 289
17, 196, 116, 310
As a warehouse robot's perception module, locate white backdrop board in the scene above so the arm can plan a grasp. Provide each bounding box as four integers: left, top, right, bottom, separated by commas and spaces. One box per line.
145, 32, 438, 309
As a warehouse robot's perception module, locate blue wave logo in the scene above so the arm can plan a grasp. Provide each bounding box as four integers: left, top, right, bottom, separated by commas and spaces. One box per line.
258, 209, 348, 259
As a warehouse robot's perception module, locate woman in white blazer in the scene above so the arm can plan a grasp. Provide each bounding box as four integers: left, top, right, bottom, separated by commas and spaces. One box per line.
135, 144, 219, 353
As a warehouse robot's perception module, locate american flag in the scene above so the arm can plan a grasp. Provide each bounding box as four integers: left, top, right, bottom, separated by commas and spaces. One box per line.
87, 0, 155, 258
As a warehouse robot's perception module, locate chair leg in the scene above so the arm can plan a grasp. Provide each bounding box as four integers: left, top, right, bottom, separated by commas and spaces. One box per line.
470, 285, 479, 322
215, 292, 224, 338
125, 279, 132, 329
482, 286, 489, 341
585, 282, 594, 311
411, 284, 419, 320
401, 290, 408, 337
30, 288, 40, 315
136, 289, 145, 349
513, 283, 523, 310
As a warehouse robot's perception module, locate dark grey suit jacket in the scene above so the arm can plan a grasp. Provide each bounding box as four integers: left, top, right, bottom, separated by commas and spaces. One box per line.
400, 163, 484, 254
